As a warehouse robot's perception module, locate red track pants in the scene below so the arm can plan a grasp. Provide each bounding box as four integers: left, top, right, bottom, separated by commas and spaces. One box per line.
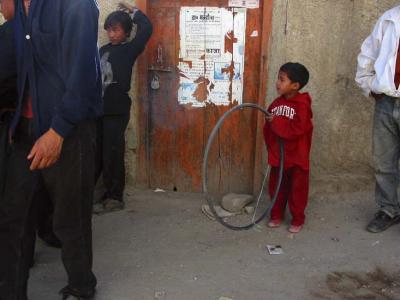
268, 166, 309, 226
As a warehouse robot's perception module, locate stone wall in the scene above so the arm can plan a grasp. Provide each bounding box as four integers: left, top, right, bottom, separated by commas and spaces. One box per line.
266, 0, 399, 193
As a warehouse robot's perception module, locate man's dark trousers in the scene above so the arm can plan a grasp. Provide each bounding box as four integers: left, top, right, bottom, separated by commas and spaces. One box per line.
0, 118, 97, 300
0, 112, 12, 195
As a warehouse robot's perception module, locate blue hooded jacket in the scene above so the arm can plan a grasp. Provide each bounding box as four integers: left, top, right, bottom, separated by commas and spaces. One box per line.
12, 0, 102, 138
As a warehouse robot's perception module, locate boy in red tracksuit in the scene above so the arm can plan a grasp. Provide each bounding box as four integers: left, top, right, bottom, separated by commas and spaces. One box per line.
264, 62, 313, 233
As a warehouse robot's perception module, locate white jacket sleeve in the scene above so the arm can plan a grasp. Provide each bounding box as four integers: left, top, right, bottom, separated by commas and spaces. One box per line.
355, 18, 384, 97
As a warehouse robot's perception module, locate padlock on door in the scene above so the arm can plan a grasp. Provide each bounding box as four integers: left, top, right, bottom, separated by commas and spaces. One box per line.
151, 73, 160, 90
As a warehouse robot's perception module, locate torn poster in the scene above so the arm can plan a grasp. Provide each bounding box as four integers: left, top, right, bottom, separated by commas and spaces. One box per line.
228, 0, 259, 9
180, 8, 223, 60
178, 7, 247, 107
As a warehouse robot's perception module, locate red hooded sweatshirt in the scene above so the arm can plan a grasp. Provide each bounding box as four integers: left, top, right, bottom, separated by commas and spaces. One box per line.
263, 92, 313, 170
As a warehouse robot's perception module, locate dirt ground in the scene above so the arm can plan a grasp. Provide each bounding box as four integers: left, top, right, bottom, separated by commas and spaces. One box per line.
29, 187, 400, 300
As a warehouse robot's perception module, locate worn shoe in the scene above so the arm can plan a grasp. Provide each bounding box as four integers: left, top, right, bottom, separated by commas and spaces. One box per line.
38, 232, 62, 249
288, 224, 302, 233
92, 202, 105, 215
59, 286, 95, 300
267, 219, 282, 228
103, 199, 125, 212
93, 198, 125, 215
366, 211, 400, 233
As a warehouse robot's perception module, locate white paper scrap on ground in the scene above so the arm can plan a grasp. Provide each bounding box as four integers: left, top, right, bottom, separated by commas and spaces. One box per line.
266, 245, 284, 255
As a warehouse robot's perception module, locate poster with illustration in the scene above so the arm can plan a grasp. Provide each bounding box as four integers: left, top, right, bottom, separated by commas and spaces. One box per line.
178, 7, 246, 107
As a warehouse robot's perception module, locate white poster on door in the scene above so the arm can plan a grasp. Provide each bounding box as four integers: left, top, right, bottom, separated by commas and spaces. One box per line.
228, 0, 259, 9
180, 8, 223, 60
178, 7, 247, 107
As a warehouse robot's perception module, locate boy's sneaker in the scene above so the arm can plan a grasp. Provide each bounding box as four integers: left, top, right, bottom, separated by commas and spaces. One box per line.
103, 199, 125, 212
38, 231, 62, 249
267, 219, 282, 228
366, 211, 400, 233
288, 224, 302, 233
92, 202, 105, 215
93, 199, 125, 215
60, 286, 95, 300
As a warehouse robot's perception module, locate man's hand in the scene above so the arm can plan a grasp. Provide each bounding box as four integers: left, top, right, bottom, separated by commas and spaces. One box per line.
118, 2, 135, 13
266, 114, 274, 122
371, 92, 384, 101
27, 128, 64, 170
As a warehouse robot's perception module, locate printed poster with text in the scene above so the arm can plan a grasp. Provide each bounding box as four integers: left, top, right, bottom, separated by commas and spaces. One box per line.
228, 0, 259, 8
178, 7, 247, 107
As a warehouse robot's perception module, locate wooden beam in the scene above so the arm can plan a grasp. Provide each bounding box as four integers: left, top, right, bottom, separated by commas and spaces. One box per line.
253, 0, 274, 194
135, 0, 147, 12
136, 0, 150, 188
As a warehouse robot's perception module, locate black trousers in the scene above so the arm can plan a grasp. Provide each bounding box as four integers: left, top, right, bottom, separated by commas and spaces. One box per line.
0, 118, 97, 300
0, 111, 13, 195
24, 182, 57, 270
95, 114, 130, 201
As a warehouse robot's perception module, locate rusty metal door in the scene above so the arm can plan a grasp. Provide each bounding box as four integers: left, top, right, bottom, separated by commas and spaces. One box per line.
137, 0, 271, 193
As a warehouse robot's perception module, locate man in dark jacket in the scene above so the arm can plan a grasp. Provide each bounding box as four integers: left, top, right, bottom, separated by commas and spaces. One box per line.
1, 0, 61, 259
0, 0, 102, 299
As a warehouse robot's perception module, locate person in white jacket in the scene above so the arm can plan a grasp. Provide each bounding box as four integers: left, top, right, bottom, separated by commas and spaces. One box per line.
356, 5, 400, 233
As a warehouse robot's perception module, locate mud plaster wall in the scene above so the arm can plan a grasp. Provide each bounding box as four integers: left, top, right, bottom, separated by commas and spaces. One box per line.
98, 0, 139, 185
266, 0, 399, 194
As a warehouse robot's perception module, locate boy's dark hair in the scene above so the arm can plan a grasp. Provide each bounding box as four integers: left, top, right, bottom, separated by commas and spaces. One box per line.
104, 11, 133, 34
280, 62, 309, 90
